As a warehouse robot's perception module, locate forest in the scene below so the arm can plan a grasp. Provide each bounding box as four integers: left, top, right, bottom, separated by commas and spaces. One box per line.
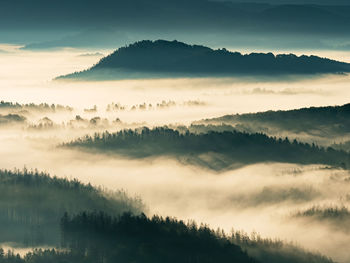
196, 103, 350, 146
57, 40, 350, 80
332, 140, 350, 152
0, 101, 73, 113
199, 103, 350, 136
63, 127, 350, 170
293, 205, 350, 232
0, 168, 338, 263
0, 211, 335, 263
0, 114, 26, 125
0, 169, 143, 246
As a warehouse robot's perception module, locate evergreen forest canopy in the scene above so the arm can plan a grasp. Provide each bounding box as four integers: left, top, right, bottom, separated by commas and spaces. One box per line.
292, 205, 350, 232
57, 40, 350, 80
0, 101, 73, 112
197, 103, 350, 137
0, 114, 26, 125
0, 211, 335, 263
0, 169, 143, 246
63, 127, 350, 170
0, 169, 338, 263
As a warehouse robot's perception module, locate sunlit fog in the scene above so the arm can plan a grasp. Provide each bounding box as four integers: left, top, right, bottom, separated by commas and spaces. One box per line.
0, 45, 350, 262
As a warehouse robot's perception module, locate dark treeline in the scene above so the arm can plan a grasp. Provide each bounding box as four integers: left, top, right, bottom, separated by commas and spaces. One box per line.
0, 114, 26, 125
56, 211, 332, 263
64, 127, 350, 170
59, 211, 256, 263
0, 169, 143, 246
58, 40, 350, 80
0, 101, 73, 112
0, 212, 334, 263
294, 205, 350, 231
199, 103, 350, 137
0, 249, 80, 263
332, 140, 350, 152
0, 209, 337, 263
296, 206, 350, 219
230, 229, 334, 263
57, 211, 332, 263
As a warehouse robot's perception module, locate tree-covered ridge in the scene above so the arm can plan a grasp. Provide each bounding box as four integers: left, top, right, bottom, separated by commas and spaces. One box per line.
0, 114, 26, 125
59, 211, 256, 263
0, 101, 73, 112
295, 206, 350, 219
293, 205, 350, 231
58, 211, 333, 263
57, 40, 350, 80
198, 103, 350, 136
230, 230, 334, 263
0, 211, 335, 263
332, 140, 350, 152
64, 127, 350, 170
0, 169, 144, 246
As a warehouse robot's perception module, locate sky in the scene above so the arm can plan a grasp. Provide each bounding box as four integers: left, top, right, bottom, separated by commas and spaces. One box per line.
217, 0, 350, 4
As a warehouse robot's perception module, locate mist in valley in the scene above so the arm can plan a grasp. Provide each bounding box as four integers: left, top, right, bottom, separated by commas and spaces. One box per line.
1, 46, 350, 262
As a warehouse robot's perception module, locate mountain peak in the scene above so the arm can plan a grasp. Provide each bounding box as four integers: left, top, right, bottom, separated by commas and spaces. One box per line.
57, 40, 350, 81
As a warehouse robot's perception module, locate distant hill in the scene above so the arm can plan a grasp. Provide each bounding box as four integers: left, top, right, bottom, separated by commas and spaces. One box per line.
57, 40, 350, 80
63, 127, 350, 170
194, 103, 350, 146
197, 103, 350, 136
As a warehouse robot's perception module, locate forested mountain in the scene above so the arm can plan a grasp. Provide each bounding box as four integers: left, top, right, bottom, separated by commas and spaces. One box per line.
196, 103, 350, 141
59, 211, 256, 263
0, 211, 334, 263
57, 40, 350, 80
63, 127, 350, 170
0, 169, 143, 246
58, 211, 334, 263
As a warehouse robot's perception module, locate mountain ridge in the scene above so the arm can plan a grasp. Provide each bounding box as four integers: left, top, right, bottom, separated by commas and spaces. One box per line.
57, 40, 350, 80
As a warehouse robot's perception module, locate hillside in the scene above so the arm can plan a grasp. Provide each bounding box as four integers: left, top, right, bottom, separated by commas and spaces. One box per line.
0, 169, 144, 246
63, 127, 350, 170
57, 40, 350, 80
59, 211, 334, 263
0, 211, 335, 263
196, 103, 350, 141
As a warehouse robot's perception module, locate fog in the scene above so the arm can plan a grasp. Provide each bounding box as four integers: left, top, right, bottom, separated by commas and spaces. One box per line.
1, 135, 350, 261
1, 46, 350, 127
1, 46, 350, 262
